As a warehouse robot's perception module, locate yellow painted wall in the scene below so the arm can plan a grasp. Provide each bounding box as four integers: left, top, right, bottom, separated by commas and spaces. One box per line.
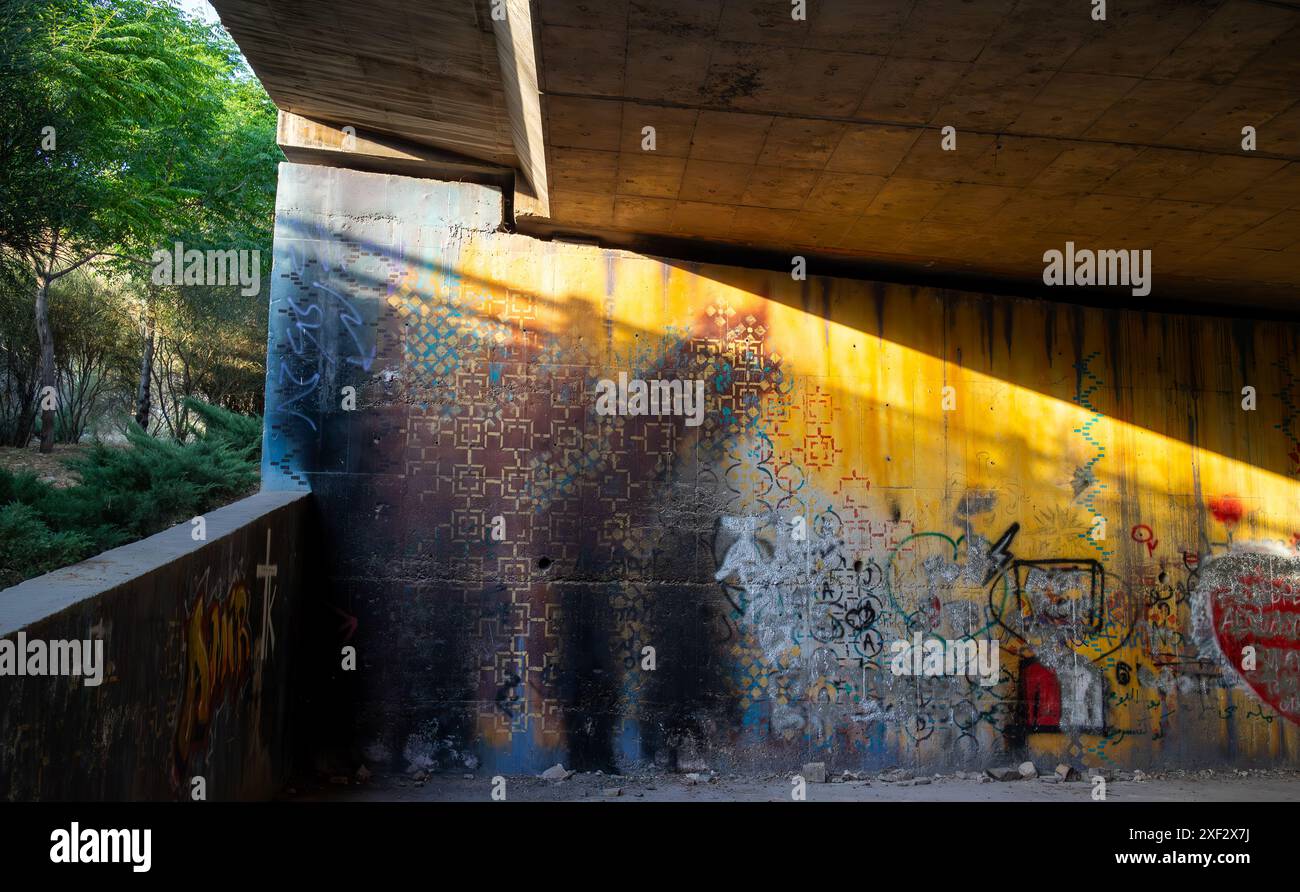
440, 235, 1300, 768
269, 168, 1300, 771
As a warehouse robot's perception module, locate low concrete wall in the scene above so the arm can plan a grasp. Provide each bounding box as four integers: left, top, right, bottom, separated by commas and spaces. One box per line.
0, 490, 314, 801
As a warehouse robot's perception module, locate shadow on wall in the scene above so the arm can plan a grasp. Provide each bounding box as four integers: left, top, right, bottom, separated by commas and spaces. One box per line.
675, 257, 1300, 482
263, 165, 1300, 778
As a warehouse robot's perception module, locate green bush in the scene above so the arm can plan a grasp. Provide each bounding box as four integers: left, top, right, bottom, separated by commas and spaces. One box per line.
183, 396, 262, 456
0, 400, 261, 587
0, 502, 95, 590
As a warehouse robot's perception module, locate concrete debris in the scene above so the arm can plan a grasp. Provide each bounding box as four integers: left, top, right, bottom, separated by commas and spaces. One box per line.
603, 787, 622, 798
1018, 761, 1038, 779
355, 764, 372, 782
801, 762, 828, 783
1055, 764, 1078, 781
541, 763, 573, 782
986, 766, 1021, 782
879, 768, 914, 782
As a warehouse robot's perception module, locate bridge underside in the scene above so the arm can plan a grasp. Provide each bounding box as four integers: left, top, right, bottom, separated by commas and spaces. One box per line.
209, 1, 1300, 778
214, 0, 1300, 313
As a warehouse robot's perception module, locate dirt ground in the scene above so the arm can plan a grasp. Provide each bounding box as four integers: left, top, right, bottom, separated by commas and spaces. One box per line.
288, 767, 1300, 803
0, 443, 95, 487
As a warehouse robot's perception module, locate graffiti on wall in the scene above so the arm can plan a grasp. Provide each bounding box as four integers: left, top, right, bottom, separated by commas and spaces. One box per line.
263, 169, 1300, 772
1199, 550, 1300, 725
171, 534, 282, 788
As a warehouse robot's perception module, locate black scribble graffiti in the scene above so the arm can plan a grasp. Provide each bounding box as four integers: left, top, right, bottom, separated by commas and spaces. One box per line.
1071, 465, 1097, 498
982, 522, 1020, 586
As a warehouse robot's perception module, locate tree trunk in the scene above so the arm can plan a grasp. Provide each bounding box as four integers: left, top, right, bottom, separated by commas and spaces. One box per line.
135, 302, 155, 430
3, 347, 38, 447
34, 253, 56, 454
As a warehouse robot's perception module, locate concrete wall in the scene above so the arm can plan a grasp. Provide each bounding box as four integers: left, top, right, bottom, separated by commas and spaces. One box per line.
0, 491, 313, 800
265, 161, 1300, 776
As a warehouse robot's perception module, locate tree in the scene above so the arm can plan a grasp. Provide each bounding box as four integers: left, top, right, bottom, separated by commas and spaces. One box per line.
0, 0, 272, 451
49, 268, 136, 442
0, 254, 40, 446
134, 69, 278, 429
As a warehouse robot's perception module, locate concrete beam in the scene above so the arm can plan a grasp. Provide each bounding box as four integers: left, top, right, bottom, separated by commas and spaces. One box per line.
490, 0, 550, 219
277, 111, 514, 187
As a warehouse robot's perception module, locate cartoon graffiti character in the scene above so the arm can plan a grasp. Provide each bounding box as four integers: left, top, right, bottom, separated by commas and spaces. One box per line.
714, 515, 762, 584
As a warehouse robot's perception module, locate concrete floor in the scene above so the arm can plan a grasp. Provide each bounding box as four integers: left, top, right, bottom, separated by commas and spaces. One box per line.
289, 769, 1300, 803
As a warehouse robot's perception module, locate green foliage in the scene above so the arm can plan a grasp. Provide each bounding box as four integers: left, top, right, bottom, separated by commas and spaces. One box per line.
0, 256, 40, 445
49, 268, 139, 441
0, 0, 280, 443
182, 395, 260, 456
0, 400, 261, 588
0, 501, 95, 590
1, 0, 274, 258
0, 1, 277, 584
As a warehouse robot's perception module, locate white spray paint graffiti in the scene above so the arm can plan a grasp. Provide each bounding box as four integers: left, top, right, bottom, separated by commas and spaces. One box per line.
712, 506, 1015, 752
1190, 544, 1300, 723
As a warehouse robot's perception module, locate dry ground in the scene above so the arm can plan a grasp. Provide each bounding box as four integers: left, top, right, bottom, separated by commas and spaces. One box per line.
287, 767, 1300, 803
0, 443, 97, 487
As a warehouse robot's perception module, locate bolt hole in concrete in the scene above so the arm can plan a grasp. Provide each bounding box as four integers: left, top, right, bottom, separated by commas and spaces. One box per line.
537, 556, 552, 571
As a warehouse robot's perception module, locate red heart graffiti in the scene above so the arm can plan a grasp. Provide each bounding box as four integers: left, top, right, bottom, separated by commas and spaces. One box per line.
1207, 558, 1300, 725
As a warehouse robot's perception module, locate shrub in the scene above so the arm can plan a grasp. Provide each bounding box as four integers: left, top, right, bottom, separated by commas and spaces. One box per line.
0, 400, 261, 587
0, 502, 95, 589
183, 396, 261, 457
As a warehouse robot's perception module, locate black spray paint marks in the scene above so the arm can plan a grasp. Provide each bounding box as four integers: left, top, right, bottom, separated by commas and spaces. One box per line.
556, 583, 620, 771
1230, 317, 1256, 390
1043, 303, 1057, 364
956, 490, 997, 517
872, 281, 886, 340
634, 519, 738, 771
1070, 303, 1086, 400
356, 585, 478, 776
1003, 299, 1015, 361
1072, 465, 1098, 499
980, 295, 996, 366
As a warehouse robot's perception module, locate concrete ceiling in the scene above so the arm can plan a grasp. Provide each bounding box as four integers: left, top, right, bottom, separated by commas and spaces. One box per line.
211, 0, 518, 166
212, 0, 1300, 312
